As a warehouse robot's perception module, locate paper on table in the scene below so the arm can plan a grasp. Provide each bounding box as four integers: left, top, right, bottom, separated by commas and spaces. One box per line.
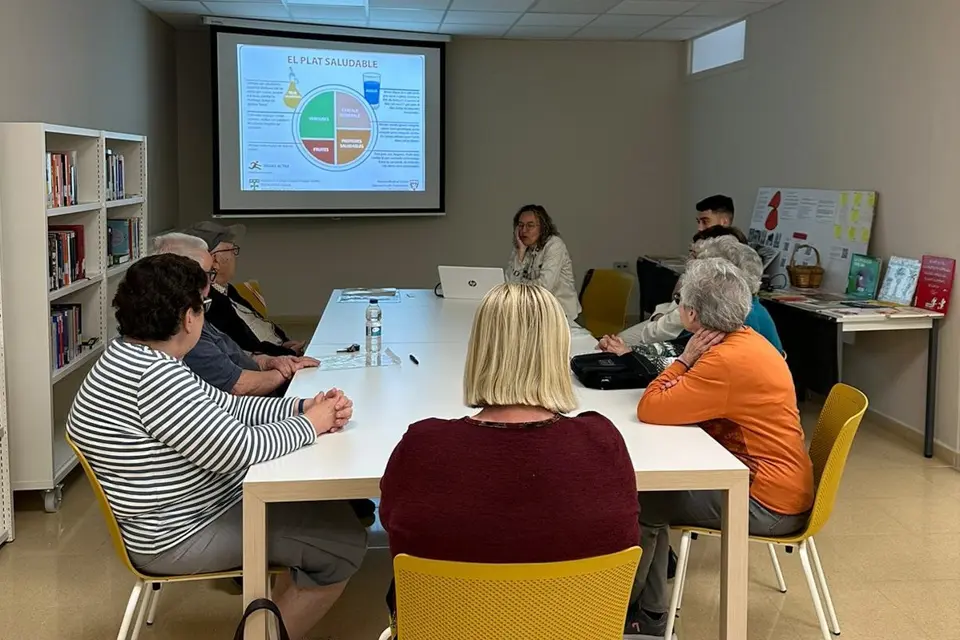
317, 348, 401, 371
338, 288, 401, 303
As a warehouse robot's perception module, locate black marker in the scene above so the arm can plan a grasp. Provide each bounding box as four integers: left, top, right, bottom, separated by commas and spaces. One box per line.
409, 354, 419, 365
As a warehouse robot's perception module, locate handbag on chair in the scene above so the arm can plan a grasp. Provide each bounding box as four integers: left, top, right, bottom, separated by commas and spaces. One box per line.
234, 598, 289, 640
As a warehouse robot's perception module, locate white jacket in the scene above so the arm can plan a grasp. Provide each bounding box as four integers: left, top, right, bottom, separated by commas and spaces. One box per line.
506, 235, 581, 320
618, 301, 684, 345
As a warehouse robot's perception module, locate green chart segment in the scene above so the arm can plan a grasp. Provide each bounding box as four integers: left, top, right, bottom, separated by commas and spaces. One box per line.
298, 90, 374, 167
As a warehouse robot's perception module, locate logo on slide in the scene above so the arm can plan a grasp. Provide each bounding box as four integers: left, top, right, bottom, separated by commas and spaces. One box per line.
409, 180, 419, 190
292, 84, 379, 172
468, 280, 477, 287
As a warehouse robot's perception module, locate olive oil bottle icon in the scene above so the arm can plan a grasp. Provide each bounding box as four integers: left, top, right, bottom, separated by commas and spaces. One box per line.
283, 67, 302, 109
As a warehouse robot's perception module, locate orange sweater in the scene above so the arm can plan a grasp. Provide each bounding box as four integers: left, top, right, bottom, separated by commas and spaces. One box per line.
637, 328, 814, 516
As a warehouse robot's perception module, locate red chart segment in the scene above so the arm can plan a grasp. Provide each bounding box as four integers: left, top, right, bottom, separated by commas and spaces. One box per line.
302, 139, 335, 165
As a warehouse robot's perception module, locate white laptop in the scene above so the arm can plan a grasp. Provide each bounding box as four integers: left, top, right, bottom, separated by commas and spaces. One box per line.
438, 266, 505, 300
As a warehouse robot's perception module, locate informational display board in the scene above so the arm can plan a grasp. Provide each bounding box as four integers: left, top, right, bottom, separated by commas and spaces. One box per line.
748, 187, 877, 293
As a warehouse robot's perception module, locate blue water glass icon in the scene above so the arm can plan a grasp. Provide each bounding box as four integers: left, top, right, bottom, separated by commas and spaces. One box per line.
363, 72, 381, 109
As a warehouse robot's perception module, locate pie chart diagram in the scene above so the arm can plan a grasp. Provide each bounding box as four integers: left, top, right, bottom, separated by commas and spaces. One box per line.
293, 85, 378, 171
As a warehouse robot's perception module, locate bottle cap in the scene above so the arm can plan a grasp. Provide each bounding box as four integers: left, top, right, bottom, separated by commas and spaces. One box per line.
369, 298, 378, 304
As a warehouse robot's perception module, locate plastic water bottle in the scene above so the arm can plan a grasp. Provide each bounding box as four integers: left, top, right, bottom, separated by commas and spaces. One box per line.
365, 299, 382, 353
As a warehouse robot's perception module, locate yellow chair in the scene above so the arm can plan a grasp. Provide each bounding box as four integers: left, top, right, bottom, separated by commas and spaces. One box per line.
380, 547, 641, 640
234, 279, 269, 318
578, 269, 635, 338
66, 436, 280, 640
666, 383, 868, 640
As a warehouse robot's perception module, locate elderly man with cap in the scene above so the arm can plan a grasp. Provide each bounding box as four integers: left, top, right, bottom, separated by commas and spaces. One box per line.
185, 221, 306, 357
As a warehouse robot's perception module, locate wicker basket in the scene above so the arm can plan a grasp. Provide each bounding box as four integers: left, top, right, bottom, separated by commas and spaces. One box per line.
787, 244, 825, 289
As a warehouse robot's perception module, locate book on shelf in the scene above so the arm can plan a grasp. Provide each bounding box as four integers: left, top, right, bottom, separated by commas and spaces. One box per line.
845, 254, 883, 300
105, 148, 126, 201
107, 218, 141, 265
915, 255, 956, 314
45, 150, 78, 208
877, 256, 922, 306
47, 225, 86, 291
50, 304, 82, 371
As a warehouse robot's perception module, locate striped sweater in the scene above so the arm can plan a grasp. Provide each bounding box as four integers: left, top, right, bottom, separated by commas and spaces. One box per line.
66, 338, 316, 555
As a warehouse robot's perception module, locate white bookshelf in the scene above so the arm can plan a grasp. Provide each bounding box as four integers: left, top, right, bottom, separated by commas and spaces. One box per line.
0, 193, 12, 547
0, 123, 148, 512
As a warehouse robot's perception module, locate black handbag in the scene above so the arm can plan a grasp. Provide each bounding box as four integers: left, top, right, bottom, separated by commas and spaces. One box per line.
234, 598, 289, 640
571, 337, 690, 390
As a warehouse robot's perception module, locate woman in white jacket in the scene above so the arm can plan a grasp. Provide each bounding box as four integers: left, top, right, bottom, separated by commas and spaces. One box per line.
506, 204, 581, 320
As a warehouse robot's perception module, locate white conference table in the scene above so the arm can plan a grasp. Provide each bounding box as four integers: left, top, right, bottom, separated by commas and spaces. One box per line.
242, 290, 749, 640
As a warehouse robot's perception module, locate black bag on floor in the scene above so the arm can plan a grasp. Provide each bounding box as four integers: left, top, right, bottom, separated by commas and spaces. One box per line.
234, 598, 289, 640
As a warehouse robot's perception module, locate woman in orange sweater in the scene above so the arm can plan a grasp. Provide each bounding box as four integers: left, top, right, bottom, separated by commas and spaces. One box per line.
626, 257, 814, 638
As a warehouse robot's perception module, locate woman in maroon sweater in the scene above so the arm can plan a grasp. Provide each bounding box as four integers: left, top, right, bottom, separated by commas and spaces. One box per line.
380, 283, 639, 628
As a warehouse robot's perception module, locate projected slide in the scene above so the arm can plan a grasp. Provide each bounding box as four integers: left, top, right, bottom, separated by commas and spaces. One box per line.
237, 44, 426, 192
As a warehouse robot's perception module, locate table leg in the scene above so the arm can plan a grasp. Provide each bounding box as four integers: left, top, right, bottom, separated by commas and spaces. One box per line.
720, 475, 749, 640
835, 323, 843, 383
243, 489, 269, 640
924, 321, 940, 459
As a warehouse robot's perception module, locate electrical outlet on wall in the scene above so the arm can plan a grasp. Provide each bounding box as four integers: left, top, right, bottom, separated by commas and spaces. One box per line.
613, 261, 630, 272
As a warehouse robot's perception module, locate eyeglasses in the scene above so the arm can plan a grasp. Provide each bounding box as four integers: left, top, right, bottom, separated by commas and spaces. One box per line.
517, 222, 540, 230
205, 268, 218, 283
203, 298, 212, 312
211, 246, 240, 257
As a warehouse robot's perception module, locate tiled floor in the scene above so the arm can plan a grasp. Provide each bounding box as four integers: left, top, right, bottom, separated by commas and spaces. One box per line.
1, 413, 958, 640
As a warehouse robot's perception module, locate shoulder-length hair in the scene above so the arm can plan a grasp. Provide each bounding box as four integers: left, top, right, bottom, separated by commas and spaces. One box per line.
512, 204, 559, 251
464, 283, 576, 414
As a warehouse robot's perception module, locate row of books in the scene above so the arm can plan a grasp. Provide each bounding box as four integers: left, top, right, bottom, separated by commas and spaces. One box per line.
845, 254, 955, 313
45, 151, 78, 209
105, 149, 126, 201
47, 225, 86, 291
107, 218, 142, 266
51, 304, 83, 371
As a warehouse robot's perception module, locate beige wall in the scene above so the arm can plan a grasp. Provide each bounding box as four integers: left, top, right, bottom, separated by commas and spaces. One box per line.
177, 32, 686, 316
0, 0, 178, 232
684, 0, 960, 451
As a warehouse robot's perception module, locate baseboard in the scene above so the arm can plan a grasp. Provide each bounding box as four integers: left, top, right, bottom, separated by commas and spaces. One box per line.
865, 408, 959, 467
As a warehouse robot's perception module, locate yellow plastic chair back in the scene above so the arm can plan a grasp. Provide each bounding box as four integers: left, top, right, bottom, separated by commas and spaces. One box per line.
66, 435, 246, 583
800, 383, 868, 539
234, 280, 269, 318
579, 269, 635, 338
394, 547, 641, 640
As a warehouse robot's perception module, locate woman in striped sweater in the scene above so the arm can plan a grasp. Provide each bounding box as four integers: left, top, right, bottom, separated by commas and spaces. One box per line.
66, 254, 367, 640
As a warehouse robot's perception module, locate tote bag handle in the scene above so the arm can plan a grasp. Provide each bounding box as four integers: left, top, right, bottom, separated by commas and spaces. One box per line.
233, 598, 289, 640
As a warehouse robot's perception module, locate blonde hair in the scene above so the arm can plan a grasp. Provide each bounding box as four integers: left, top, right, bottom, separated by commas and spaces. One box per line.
463, 283, 576, 414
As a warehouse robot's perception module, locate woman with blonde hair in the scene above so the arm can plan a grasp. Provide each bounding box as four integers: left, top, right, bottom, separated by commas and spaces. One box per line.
379, 283, 639, 628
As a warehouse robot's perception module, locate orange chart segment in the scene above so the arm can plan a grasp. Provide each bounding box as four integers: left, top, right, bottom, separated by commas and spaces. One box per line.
336, 130, 371, 165
336, 92, 371, 128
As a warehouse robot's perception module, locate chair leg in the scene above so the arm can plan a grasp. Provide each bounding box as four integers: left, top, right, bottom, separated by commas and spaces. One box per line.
117, 581, 145, 640
665, 531, 692, 640
768, 543, 787, 593
130, 582, 152, 640
799, 541, 832, 640
146, 583, 162, 626
808, 537, 840, 635
675, 532, 693, 613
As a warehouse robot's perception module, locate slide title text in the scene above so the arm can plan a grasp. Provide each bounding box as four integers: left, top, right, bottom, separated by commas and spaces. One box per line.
287, 56, 379, 69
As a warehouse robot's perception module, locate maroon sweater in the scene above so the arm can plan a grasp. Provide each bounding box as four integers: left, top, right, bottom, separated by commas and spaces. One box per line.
379, 412, 640, 564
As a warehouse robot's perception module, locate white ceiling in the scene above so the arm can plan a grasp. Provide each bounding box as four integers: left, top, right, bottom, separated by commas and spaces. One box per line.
138, 0, 786, 41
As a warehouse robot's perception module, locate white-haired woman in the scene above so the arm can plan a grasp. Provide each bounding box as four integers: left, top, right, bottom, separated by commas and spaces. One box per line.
624, 258, 813, 637
696, 237, 783, 351
380, 283, 639, 635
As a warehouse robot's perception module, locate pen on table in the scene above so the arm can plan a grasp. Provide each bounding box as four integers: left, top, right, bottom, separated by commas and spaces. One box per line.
409, 354, 420, 366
